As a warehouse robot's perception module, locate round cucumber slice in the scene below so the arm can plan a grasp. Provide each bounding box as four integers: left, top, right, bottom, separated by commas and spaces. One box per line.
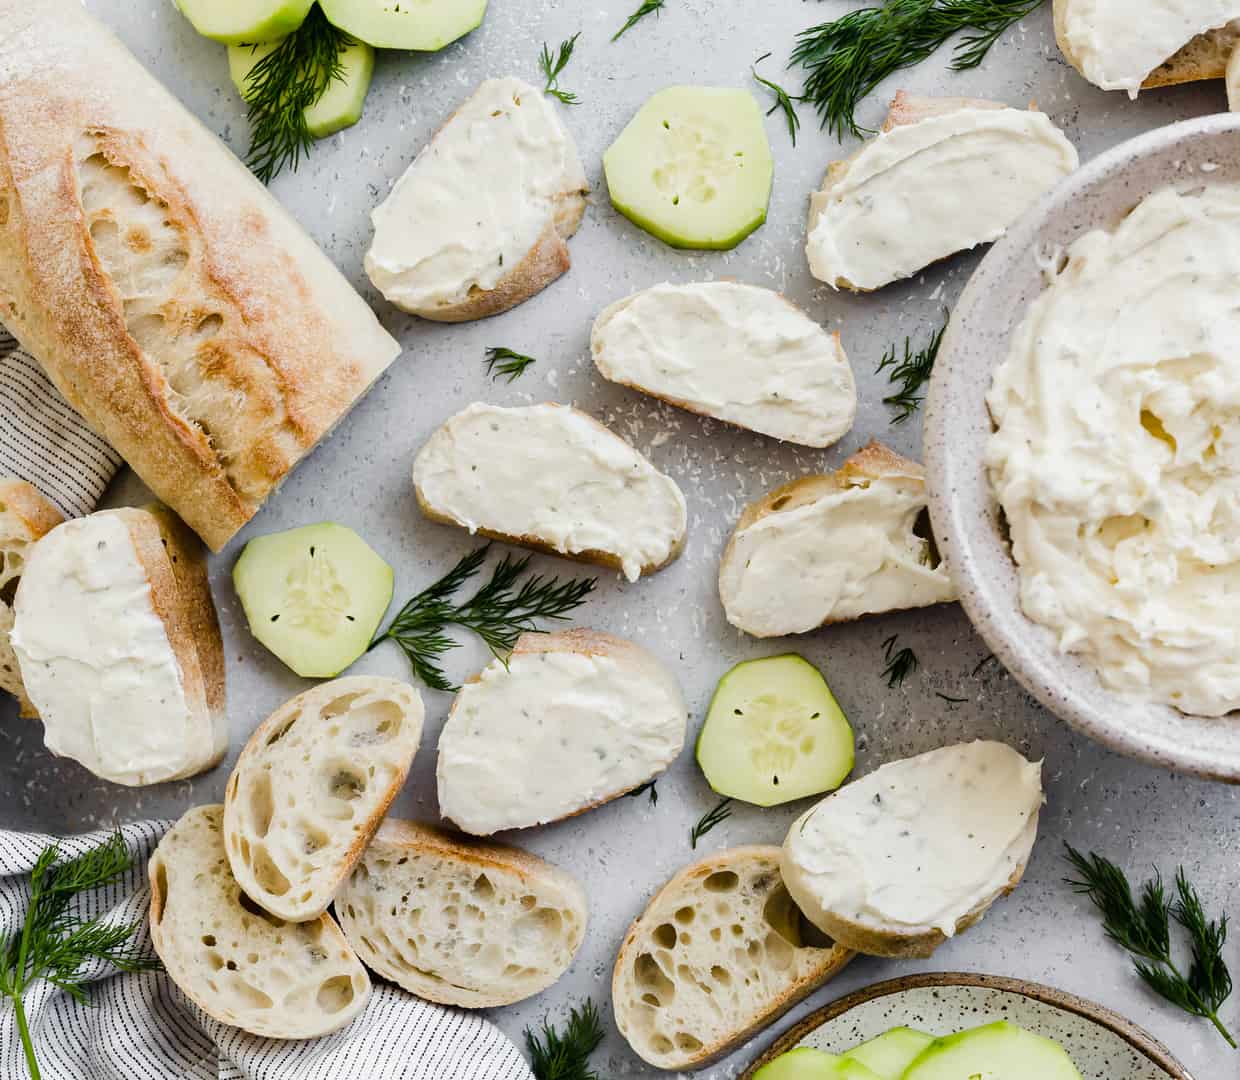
904, 1022, 1083, 1080
843, 1028, 934, 1080
754, 1048, 844, 1080
603, 85, 774, 250
233, 523, 393, 679
173, 0, 314, 45
318, 0, 488, 50
696, 655, 853, 807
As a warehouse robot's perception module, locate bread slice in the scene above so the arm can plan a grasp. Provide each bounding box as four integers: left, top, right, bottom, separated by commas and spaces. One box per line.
149, 805, 371, 1039
591, 281, 857, 448
782, 742, 1044, 960
613, 846, 854, 1071
11, 506, 226, 786
719, 441, 958, 638
223, 676, 424, 923
437, 629, 687, 835
413, 403, 687, 582
335, 819, 587, 1009
806, 93, 1077, 291
365, 77, 588, 322
0, 479, 63, 718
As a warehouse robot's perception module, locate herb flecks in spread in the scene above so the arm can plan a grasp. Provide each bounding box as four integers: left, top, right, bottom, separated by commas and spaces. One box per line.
752, 53, 801, 145
613, 0, 666, 42
877, 321, 947, 423
485, 347, 538, 383
539, 34, 582, 106
526, 998, 605, 1080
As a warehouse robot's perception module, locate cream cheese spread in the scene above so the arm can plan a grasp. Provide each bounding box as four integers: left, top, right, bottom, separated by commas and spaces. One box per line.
413, 402, 688, 581
591, 282, 857, 448
437, 644, 687, 835
11, 513, 209, 786
365, 76, 587, 314
782, 741, 1043, 936
988, 186, 1240, 717
806, 107, 1079, 291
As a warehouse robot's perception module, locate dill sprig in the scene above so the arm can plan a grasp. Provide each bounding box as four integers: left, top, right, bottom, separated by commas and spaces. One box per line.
0, 833, 161, 1080
881, 634, 919, 688
753, 53, 802, 146
1065, 845, 1236, 1047
525, 999, 605, 1080
628, 780, 659, 806
690, 798, 734, 849
876, 320, 947, 423
613, 0, 666, 41
239, 6, 354, 184
792, 0, 1046, 139
539, 33, 582, 105
372, 547, 596, 692
485, 347, 538, 383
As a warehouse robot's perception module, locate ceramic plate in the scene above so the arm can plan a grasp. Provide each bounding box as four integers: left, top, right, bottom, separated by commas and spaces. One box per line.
922, 113, 1240, 782
740, 973, 1191, 1079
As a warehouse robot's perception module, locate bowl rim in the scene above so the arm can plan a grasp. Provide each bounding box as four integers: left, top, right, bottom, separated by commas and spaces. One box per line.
739, 971, 1193, 1079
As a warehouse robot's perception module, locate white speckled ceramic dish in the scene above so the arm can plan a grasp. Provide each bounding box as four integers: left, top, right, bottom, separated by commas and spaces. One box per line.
741, 973, 1191, 1079
923, 114, 1240, 783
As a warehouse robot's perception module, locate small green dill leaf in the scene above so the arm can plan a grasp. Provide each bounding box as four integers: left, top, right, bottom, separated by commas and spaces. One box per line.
613, 0, 666, 42
628, 780, 659, 806
881, 634, 919, 688
484, 347, 538, 383
753, 52, 801, 146
525, 998, 605, 1080
690, 798, 733, 849
876, 319, 948, 423
539, 33, 582, 105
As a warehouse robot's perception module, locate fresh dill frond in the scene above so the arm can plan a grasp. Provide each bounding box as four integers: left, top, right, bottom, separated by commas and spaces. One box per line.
753, 53, 802, 146
525, 999, 605, 1080
791, 0, 1046, 139
372, 547, 596, 692
613, 0, 666, 42
484, 347, 538, 383
539, 33, 582, 105
628, 780, 659, 806
690, 798, 734, 849
972, 652, 999, 677
876, 320, 948, 423
881, 634, 919, 688
1065, 846, 1235, 1047
239, 6, 355, 184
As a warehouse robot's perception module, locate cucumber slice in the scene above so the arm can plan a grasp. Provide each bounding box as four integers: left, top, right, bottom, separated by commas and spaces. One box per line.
696, 655, 853, 807
229, 37, 375, 139
904, 1022, 1084, 1080
843, 1029, 934, 1079
233, 523, 393, 679
173, 0, 314, 45
603, 85, 774, 250
318, 0, 488, 50
754, 1048, 843, 1080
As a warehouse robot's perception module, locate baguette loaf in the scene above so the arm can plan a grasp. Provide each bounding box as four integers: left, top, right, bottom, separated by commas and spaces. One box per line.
224, 677, 424, 923
0, 479, 63, 717
0, 0, 400, 552
149, 805, 371, 1039
335, 819, 588, 1009
613, 847, 853, 1071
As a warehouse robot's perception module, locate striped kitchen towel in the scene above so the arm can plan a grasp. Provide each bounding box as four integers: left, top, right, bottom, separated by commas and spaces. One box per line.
0, 823, 537, 1080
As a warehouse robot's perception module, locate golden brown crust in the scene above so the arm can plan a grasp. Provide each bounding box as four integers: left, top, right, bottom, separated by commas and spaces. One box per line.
0, 479, 64, 540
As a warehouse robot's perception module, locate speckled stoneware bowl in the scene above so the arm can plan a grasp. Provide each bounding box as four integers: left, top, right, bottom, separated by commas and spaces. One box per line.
740, 973, 1191, 1079
924, 113, 1240, 783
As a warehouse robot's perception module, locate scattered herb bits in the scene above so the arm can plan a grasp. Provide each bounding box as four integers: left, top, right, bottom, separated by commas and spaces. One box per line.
539, 33, 581, 105
690, 797, 734, 849
881, 634, 919, 688
613, 0, 666, 42
484, 347, 538, 382
753, 53, 802, 146
877, 320, 948, 423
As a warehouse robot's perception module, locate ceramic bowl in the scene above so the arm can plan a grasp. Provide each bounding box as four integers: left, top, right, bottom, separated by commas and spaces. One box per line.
923, 113, 1240, 783
741, 973, 1191, 1079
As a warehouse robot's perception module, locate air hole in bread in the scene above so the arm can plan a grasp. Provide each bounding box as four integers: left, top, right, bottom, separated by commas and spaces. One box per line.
704, 871, 739, 893
676, 1034, 703, 1054
652, 923, 677, 949
346, 699, 403, 744
194, 314, 224, 340
472, 874, 494, 899
202, 934, 216, 947
674, 906, 695, 925
912, 508, 943, 569
710, 964, 731, 986
651, 1034, 674, 1055
248, 773, 274, 839
328, 767, 367, 802
301, 825, 330, 855
226, 979, 274, 1013
246, 843, 291, 897
0, 193, 9, 227
770, 495, 792, 511
633, 952, 676, 1005
316, 974, 357, 1013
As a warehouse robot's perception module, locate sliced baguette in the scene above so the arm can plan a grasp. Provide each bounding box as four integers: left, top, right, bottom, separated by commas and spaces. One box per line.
782, 742, 1044, 960
224, 676, 424, 922
335, 819, 587, 1009
413, 403, 688, 582
613, 846, 854, 1071
719, 441, 958, 638
149, 805, 371, 1039
365, 77, 588, 322
0, 479, 63, 718
11, 506, 226, 786
437, 629, 687, 835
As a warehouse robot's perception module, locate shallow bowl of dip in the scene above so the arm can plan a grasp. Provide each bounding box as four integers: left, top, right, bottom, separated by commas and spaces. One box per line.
924, 113, 1240, 782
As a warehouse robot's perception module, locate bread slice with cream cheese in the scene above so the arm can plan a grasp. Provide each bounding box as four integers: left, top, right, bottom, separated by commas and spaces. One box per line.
806, 93, 1078, 291
719, 441, 957, 638
11, 506, 225, 786
613, 846, 853, 1071
413, 402, 688, 581
438, 629, 687, 835
365, 77, 588, 322
223, 677, 424, 923
149, 805, 371, 1039
336, 819, 588, 1008
782, 741, 1043, 959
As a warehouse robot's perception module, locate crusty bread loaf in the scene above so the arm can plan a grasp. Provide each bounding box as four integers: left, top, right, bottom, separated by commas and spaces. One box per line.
0, 479, 62, 717
613, 847, 854, 1071
150, 806, 371, 1039
335, 819, 587, 1009
0, 0, 400, 552
224, 677, 424, 923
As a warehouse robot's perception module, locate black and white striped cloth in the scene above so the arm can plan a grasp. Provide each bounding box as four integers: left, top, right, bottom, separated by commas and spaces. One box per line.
0, 823, 537, 1080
